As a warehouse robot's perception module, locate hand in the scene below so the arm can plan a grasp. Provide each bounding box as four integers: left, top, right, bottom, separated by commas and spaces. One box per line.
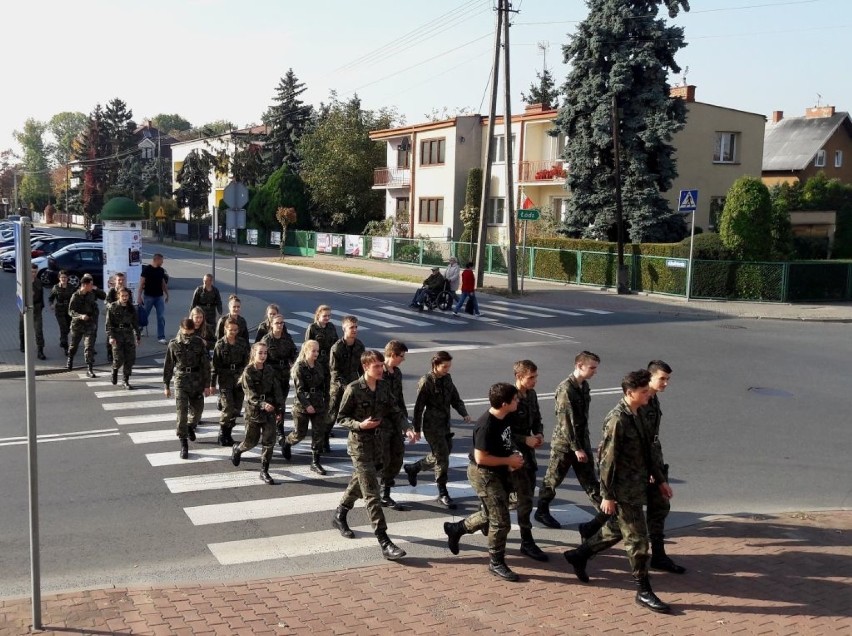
413, 431, 422, 442
601, 499, 617, 515
164, 294, 169, 304
462, 415, 472, 424
575, 449, 588, 463
262, 402, 275, 413
361, 416, 380, 430
109, 338, 116, 345
525, 435, 542, 449
164, 387, 171, 398
405, 429, 417, 444
306, 405, 316, 414
507, 451, 524, 470
658, 482, 673, 499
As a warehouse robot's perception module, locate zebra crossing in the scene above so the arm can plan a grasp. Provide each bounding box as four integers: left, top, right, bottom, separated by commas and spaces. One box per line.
85, 351, 606, 568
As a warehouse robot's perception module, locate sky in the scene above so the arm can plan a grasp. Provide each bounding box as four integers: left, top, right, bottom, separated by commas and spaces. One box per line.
3, 0, 851, 155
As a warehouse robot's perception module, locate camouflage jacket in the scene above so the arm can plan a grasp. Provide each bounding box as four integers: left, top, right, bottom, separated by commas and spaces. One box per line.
262, 332, 297, 374
215, 314, 249, 345
637, 394, 666, 472
190, 286, 222, 317
292, 361, 327, 413
212, 337, 250, 389
163, 333, 211, 390
49, 283, 75, 311
382, 364, 409, 427
329, 338, 366, 387
551, 375, 591, 453
68, 288, 106, 323
305, 322, 338, 370
337, 375, 399, 462
412, 372, 468, 433
508, 388, 543, 467
104, 302, 139, 339
598, 398, 666, 505
241, 364, 285, 420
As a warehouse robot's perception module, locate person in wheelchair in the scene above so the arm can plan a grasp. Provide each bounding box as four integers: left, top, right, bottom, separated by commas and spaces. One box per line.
409, 267, 446, 310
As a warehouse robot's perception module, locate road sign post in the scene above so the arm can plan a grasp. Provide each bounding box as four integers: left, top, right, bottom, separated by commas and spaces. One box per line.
678, 189, 699, 302
517, 207, 540, 292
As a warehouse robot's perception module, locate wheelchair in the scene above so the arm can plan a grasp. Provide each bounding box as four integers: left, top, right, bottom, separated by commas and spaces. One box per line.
420, 280, 455, 312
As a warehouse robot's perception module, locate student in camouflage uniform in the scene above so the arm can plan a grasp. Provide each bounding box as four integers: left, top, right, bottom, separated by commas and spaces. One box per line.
535, 351, 608, 535
328, 316, 365, 446
640, 360, 685, 574
67, 274, 107, 377
304, 304, 338, 450
563, 370, 673, 614
190, 273, 223, 328
404, 351, 471, 509
164, 318, 212, 460
190, 306, 216, 355
48, 270, 75, 355
284, 340, 328, 475
444, 382, 525, 581
104, 272, 128, 364
508, 360, 548, 561
379, 340, 417, 510
215, 294, 249, 345
231, 342, 286, 485
19, 264, 46, 359
262, 314, 297, 449
255, 303, 284, 343
105, 287, 140, 389
331, 350, 406, 561
212, 318, 250, 446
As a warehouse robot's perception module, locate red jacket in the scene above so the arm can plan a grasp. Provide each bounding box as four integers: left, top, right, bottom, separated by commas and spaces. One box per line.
460, 268, 475, 293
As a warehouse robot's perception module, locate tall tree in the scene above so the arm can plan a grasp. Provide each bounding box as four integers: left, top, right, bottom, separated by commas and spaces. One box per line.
174, 149, 214, 245
152, 113, 192, 135
556, 0, 690, 243
299, 94, 398, 232
263, 68, 313, 174
13, 118, 52, 211
102, 98, 136, 188
719, 176, 774, 260
48, 111, 87, 167
77, 104, 110, 221
521, 69, 559, 109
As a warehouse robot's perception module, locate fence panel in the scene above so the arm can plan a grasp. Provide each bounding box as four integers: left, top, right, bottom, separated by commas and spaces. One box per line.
634, 255, 687, 296
691, 260, 784, 301
786, 262, 851, 301
578, 251, 634, 288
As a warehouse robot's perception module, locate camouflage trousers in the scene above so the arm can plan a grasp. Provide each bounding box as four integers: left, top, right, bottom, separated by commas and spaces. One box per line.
413, 422, 454, 481
287, 408, 325, 452
174, 386, 204, 439
327, 382, 346, 431
68, 319, 98, 364
270, 369, 290, 417
19, 307, 45, 349
340, 431, 387, 532
646, 482, 671, 538
54, 307, 71, 349
110, 332, 136, 377
510, 465, 537, 529
218, 385, 245, 429
538, 446, 602, 509
238, 411, 277, 464
464, 463, 512, 554
585, 501, 650, 578
380, 421, 406, 485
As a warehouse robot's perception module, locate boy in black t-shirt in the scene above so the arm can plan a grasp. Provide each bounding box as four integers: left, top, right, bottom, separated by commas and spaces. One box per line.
444, 382, 525, 581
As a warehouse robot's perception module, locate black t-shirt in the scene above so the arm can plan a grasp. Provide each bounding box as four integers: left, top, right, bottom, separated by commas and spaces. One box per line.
469, 411, 514, 473
141, 264, 168, 297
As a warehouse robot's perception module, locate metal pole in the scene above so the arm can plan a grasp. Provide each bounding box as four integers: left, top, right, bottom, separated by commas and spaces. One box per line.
502, 0, 518, 294
611, 94, 629, 294
234, 254, 238, 296
211, 206, 216, 281
520, 220, 527, 293
685, 210, 696, 301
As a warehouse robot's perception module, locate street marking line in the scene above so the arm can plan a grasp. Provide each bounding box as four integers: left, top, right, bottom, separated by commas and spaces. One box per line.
86, 380, 160, 388
486, 299, 583, 316
477, 302, 555, 318
379, 305, 465, 325
0, 431, 120, 447
94, 388, 163, 399
114, 408, 221, 426
102, 395, 218, 411
331, 309, 398, 328
292, 311, 370, 330
578, 308, 613, 315
128, 424, 246, 444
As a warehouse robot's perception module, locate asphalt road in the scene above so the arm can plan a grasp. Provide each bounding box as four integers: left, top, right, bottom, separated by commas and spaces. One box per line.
0, 241, 849, 597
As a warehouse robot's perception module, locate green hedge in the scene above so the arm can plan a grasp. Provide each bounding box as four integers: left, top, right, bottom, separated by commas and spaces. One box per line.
530, 247, 578, 283
787, 262, 851, 301
635, 256, 687, 295
691, 261, 784, 300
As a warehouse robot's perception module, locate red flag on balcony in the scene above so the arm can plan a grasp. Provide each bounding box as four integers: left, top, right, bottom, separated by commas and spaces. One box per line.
521, 194, 535, 209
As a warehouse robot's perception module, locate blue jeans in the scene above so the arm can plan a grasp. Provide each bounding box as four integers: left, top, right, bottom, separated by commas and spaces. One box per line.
143, 294, 166, 339
453, 291, 479, 314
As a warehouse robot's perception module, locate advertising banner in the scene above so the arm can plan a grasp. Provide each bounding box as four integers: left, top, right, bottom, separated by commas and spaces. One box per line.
316, 233, 332, 253
345, 235, 361, 256
370, 236, 391, 259
103, 220, 143, 297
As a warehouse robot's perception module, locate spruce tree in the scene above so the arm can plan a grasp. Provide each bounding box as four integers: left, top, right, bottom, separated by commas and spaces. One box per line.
263, 69, 313, 174
103, 98, 136, 189
521, 69, 559, 109
77, 104, 110, 221
556, 0, 690, 243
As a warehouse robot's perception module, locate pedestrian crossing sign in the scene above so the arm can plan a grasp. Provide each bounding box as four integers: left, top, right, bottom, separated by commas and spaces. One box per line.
678, 189, 698, 213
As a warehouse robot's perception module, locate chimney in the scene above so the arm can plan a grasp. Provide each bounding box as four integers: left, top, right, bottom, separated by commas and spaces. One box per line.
524, 102, 547, 114
771, 111, 784, 124
805, 106, 835, 119
669, 84, 696, 103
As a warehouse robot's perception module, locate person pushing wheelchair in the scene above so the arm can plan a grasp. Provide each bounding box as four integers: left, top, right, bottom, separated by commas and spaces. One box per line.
409, 267, 446, 310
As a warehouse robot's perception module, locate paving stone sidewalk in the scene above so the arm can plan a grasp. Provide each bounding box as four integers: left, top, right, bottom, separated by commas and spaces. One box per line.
1, 511, 849, 635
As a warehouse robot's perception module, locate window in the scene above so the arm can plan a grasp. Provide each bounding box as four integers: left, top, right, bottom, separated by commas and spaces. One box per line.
418, 198, 443, 223
489, 134, 517, 163
487, 198, 505, 225
548, 131, 567, 160
396, 198, 409, 216
814, 149, 826, 167
551, 197, 570, 223
396, 147, 410, 169
420, 138, 445, 166
141, 146, 154, 160
709, 196, 726, 230
713, 132, 738, 163
834, 150, 842, 168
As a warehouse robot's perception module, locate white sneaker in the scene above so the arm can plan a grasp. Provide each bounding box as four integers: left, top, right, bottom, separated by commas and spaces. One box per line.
158, 338, 167, 344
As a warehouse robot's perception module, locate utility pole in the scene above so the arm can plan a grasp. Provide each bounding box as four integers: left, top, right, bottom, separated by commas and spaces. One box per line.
503, 0, 518, 293
475, 0, 504, 287
611, 94, 629, 294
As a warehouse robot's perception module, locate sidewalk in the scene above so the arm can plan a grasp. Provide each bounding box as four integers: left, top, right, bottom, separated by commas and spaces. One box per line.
1, 510, 849, 635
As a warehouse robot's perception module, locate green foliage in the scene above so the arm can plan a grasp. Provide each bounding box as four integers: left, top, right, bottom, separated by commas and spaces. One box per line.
363, 218, 394, 236
152, 114, 192, 135
460, 167, 483, 241
174, 149, 213, 221
248, 166, 310, 232
48, 112, 87, 166
680, 232, 732, 260
556, 0, 689, 242
521, 68, 560, 109
13, 118, 51, 210
719, 176, 774, 260
770, 194, 795, 259
262, 68, 313, 175
102, 98, 136, 187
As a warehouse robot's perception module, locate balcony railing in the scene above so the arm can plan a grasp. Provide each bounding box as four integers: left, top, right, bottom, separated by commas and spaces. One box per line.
519, 159, 567, 183
373, 167, 411, 188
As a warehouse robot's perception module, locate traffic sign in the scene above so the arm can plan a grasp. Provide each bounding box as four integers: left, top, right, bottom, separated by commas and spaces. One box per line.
518, 208, 540, 221
155, 206, 166, 220
223, 181, 249, 209
678, 189, 698, 213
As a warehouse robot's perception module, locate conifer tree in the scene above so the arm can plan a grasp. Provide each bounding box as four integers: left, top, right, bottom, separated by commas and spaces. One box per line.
263, 69, 313, 174
521, 69, 559, 109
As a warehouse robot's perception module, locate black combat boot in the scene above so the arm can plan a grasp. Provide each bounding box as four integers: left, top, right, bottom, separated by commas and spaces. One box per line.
376, 530, 406, 560
403, 462, 420, 487
519, 527, 548, 562
332, 505, 355, 538
380, 483, 410, 511
122, 376, 134, 390
443, 520, 469, 555
322, 433, 331, 454
563, 544, 593, 583
578, 511, 610, 540
86, 363, 96, 378
310, 451, 326, 475
488, 551, 519, 582
66, 355, 74, 370
281, 440, 292, 460
534, 500, 561, 529
222, 426, 235, 446
179, 438, 189, 460
259, 460, 275, 485
37, 347, 46, 360
436, 478, 456, 509
187, 426, 196, 442
231, 443, 242, 466
650, 536, 686, 574
635, 575, 671, 613
111, 368, 118, 385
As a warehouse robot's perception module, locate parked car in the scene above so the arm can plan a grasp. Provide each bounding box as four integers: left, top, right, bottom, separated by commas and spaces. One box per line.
85, 223, 103, 241
0, 229, 52, 249
2, 236, 88, 272
38, 242, 105, 288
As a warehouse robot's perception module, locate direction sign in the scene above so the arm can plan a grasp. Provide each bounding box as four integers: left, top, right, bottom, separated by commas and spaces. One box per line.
518, 208, 540, 221
678, 189, 698, 213
223, 181, 249, 209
